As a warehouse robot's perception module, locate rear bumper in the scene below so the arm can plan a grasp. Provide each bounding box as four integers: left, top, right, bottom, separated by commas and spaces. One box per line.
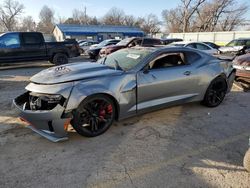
13, 92, 70, 142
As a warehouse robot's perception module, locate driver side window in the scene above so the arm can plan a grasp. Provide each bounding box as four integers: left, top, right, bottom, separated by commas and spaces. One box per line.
0, 33, 20, 48
149, 53, 186, 70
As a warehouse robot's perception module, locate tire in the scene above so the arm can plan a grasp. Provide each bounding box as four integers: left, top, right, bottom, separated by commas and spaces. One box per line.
202, 76, 228, 107
243, 148, 250, 172
52, 53, 68, 65
71, 94, 116, 137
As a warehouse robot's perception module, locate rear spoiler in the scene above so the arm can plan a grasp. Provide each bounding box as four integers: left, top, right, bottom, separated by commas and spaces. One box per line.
214, 55, 236, 62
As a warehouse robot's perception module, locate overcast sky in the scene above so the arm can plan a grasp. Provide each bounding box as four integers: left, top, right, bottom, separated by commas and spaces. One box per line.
16, 0, 250, 22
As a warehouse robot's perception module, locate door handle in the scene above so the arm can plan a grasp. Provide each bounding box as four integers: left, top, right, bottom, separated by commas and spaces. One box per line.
183, 71, 191, 76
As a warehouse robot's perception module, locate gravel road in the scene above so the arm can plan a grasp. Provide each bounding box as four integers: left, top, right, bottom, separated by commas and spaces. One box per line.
0, 61, 249, 188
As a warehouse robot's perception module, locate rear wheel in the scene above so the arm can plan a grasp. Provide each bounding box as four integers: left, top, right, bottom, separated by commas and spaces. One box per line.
71, 95, 116, 137
244, 148, 250, 172
202, 76, 227, 107
52, 53, 68, 65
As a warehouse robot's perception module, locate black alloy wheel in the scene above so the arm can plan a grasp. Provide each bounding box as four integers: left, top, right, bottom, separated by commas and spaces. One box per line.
203, 77, 227, 107
71, 95, 116, 137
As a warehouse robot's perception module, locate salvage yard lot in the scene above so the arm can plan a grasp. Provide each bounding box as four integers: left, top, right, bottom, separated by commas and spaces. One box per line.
0, 60, 250, 188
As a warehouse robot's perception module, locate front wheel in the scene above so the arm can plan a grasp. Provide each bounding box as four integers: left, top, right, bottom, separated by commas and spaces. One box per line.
71, 95, 116, 137
202, 76, 227, 107
244, 148, 250, 172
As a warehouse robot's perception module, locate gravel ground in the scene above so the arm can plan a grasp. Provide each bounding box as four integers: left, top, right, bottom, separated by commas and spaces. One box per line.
0, 60, 249, 188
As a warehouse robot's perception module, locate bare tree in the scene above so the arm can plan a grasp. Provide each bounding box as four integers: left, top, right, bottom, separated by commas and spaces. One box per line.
181, 0, 206, 32
218, 5, 248, 31
102, 7, 125, 25
37, 5, 55, 33
123, 15, 137, 26
162, 0, 206, 32
138, 14, 161, 35
162, 0, 248, 33
72, 9, 89, 24
0, 0, 24, 31
162, 8, 183, 33
19, 16, 36, 31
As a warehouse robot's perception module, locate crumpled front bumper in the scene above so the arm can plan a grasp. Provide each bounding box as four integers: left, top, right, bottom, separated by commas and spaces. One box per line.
234, 65, 250, 79
13, 92, 71, 142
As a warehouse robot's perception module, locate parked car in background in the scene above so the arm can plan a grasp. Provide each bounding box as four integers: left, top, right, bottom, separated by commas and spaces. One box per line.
87, 39, 120, 60
233, 53, 250, 81
79, 40, 98, 54
99, 37, 161, 58
171, 41, 220, 55
219, 38, 250, 56
203, 42, 221, 50
161, 38, 183, 45
13, 46, 235, 142
0, 32, 80, 65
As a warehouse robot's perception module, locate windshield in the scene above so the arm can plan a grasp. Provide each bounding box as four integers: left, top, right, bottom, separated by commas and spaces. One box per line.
226, 40, 246, 47
96, 40, 110, 48
98, 48, 151, 71
116, 38, 133, 46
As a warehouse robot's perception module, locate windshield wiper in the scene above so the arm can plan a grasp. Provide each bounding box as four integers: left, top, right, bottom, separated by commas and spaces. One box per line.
114, 59, 123, 71
100, 57, 107, 65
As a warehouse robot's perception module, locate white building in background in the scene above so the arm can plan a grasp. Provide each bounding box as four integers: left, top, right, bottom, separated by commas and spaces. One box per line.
167, 31, 250, 45
53, 24, 144, 42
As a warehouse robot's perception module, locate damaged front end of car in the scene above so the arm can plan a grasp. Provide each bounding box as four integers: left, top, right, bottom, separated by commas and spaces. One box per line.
13, 83, 74, 142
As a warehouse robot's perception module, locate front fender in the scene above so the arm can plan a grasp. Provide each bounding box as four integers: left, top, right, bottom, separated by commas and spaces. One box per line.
65, 81, 114, 111
65, 74, 137, 120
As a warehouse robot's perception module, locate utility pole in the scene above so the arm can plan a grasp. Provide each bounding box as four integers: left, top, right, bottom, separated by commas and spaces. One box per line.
84, 6, 87, 24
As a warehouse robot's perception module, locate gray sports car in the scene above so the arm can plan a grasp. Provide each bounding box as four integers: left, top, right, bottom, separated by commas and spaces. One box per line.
13, 47, 235, 142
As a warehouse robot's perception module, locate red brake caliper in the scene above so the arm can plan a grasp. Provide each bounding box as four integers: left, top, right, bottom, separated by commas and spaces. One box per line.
99, 104, 112, 121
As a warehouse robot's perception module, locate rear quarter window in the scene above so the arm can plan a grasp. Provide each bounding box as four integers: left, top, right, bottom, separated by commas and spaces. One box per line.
185, 51, 201, 64
22, 33, 43, 45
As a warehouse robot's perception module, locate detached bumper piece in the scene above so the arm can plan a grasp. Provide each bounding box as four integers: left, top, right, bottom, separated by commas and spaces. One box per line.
13, 92, 70, 142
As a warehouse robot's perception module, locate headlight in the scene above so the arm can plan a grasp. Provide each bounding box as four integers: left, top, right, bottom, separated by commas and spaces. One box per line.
29, 92, 65, 110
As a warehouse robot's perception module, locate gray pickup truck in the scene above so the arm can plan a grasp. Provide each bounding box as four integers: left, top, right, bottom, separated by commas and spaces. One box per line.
0, 32, 80, 65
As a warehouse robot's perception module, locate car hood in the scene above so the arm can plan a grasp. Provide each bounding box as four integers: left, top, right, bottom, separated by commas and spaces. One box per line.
30, 62, 123, 84
219, 46, 244, 52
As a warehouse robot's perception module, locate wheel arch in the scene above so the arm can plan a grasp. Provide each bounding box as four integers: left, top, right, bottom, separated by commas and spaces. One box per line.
202, 73, 228, 99
73, 92, 120, 121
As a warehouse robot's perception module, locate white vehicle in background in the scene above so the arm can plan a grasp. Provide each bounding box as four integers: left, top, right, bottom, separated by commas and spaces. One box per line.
79, 41, 98, 54
171, 41, 220, 55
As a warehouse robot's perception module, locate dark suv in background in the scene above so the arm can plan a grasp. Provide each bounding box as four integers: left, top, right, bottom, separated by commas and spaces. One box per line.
0, 32, 80, 65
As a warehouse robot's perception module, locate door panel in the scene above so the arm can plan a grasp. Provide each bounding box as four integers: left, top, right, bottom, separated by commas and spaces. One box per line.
20, 33, 47, 60
137, 65, 199, 111
0, 33, 23, 62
